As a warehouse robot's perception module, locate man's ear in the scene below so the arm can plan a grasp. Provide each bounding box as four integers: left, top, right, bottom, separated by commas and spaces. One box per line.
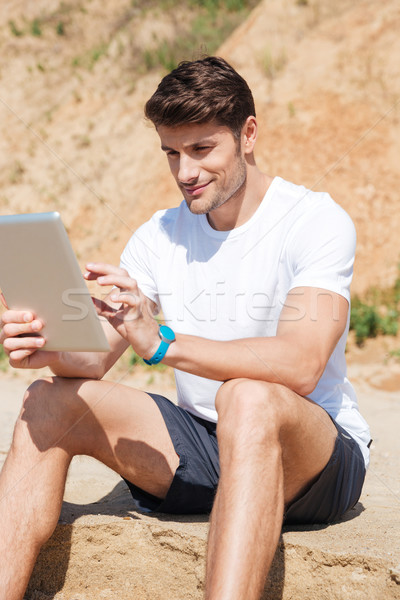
242, 116, 257, 155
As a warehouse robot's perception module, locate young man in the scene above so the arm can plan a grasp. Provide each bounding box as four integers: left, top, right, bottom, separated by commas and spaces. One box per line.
0, 57, 370, 600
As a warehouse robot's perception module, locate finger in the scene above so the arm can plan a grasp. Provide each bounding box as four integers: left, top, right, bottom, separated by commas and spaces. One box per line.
84, 263, 129, 280
0, 320, 43, 344
1, 319, 42, 337
0, 292, 9, 309
91, 297, 132, 326
113, 291, 141, 307
110, 293, 143, 324
95, 276, 138, 292
8, 348, 40, 366
1, 310, 35, 326
91, 296, 119, 319
92, 297, 132, 336
3, 335, 45, 354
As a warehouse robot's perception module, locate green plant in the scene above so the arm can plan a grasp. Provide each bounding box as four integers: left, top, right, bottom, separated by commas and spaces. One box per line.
394, 265, 400, 302
91, 44, 108, 64
0, 345, 8, 372
288, 101, 296, 117
9, 20, 23, 36
350, 300, 380, 345
72, 42, 109, 70
388, 348, 400, 361
222, 0, 242, 9
263, 47, 287, 80
9, 161, 25, 184
350, 299, 399, 346
31, 19, 42, 37
129, 350, 142, 367
56, 21, 65, 35
379, 309, 399, 337
349, 264, 400, 346
140, 0, 257, 73
129, 349, 168, 371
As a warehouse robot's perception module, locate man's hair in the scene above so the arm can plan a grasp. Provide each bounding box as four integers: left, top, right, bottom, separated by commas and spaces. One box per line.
145, 56, 256, 139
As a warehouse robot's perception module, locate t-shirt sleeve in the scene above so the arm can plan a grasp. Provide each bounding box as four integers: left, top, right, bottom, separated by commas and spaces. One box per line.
119, 219, 161, 312
286, 198, 356, 302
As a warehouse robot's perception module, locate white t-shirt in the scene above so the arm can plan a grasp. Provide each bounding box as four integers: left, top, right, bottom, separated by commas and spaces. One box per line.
120, 176, 371, 467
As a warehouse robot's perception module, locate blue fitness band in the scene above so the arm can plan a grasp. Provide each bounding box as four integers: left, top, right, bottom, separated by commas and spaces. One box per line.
143, 324, 176, 365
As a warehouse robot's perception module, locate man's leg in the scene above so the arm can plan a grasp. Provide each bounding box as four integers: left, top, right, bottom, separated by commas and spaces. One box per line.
0, 376, 179, 600
205, 378, 338, 600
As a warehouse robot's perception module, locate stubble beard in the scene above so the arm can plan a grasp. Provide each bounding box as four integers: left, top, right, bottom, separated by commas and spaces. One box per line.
186, 153, 247, 216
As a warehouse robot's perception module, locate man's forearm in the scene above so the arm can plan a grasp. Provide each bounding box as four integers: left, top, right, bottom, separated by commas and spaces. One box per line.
163, 333, 322, 397
49, 323, 129, 380
162, 289, 348, 397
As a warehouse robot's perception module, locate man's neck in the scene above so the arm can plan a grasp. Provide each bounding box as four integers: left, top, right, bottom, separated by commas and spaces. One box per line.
207, 170, 273, 232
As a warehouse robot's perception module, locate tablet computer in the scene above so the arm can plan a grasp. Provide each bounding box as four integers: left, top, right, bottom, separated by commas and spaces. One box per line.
0, 212, 110, 352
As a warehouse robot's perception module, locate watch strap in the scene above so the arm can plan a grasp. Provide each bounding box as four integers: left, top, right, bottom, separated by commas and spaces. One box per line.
143, 325, 175, 365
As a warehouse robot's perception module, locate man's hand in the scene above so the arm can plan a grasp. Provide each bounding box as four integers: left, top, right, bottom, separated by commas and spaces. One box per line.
0, 309, 60, 370
84, 263, 160, 361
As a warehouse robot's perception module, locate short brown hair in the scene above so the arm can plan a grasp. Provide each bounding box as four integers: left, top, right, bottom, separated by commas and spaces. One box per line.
145, 56, 256, 139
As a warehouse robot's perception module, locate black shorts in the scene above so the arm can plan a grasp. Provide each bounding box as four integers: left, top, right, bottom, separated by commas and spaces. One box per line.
123, 393, 366, 525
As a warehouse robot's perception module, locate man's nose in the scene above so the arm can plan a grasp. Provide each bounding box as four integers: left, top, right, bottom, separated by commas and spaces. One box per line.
177, 154, 199, 184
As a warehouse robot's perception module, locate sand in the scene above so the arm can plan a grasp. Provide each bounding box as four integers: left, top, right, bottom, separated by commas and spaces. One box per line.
1, 346, 399, 599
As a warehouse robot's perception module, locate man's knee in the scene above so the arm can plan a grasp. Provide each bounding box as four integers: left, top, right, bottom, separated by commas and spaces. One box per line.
215, 378, 289, 418
15, 376, 84, 452
22, 376, 73, 418
215, 379, 289, 444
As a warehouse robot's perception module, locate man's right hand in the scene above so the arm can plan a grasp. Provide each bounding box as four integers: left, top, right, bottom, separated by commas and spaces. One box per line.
0, 310, 60, 370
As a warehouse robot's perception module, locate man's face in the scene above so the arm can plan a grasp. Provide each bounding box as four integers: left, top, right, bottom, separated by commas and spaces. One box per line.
157, 121, 247, 218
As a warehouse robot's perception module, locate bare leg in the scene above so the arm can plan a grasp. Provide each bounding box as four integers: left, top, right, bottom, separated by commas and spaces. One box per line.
0, 377, 179, 600
205, 378, 337, 600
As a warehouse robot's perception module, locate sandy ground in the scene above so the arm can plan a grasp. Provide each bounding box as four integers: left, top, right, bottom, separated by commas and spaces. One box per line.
0, 345, 399, 599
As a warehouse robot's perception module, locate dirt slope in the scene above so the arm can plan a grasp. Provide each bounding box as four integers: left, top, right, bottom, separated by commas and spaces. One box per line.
219, 0, 400, 293
1, 0, 399, 293
0, 0, 180, 270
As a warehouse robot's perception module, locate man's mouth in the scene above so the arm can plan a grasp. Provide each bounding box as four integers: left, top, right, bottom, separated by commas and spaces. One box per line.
182, 182, 210, 197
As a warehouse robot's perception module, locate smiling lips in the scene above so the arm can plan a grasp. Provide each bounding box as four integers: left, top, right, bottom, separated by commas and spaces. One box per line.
181, 182, 210, 196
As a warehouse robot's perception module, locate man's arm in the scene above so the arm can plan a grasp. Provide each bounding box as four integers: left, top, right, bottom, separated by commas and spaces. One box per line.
48, 315, 130, 379
163, 286, 348, 397
88, 262, 348, 397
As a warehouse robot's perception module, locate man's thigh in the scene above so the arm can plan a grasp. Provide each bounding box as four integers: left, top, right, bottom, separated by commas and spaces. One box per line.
23, 376, 180, 499
284, 418, 366, 524
278, 391, 365, 524
278, 389, 339, 504
124, 393, 220, 515
216, 378, 365, 523
215, 379, 337, 501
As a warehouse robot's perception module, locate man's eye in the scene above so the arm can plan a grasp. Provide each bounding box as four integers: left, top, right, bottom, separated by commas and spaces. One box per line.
195, 146, 210, 152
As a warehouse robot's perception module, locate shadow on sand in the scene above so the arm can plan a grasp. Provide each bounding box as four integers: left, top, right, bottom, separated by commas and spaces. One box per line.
27, 479, 209, 599
26, 481, 365, 599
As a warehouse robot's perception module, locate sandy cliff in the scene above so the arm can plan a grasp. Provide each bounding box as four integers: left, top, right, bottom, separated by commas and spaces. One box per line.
1, 0, 400, 292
